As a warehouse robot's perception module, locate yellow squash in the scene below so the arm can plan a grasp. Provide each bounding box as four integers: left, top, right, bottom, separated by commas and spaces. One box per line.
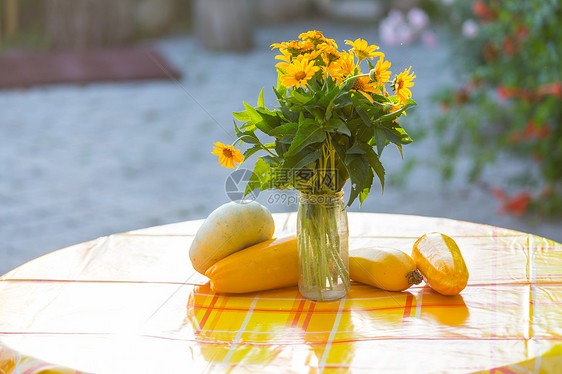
412, 232, 469, 295
349, 247, 423, 291
189, 201, 275, 275
205, 235, 298, 294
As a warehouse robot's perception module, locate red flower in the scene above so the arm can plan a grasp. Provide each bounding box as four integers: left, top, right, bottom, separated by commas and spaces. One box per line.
537, 81, 562, 99
502, 38, 515, 57
516, 26, 529, 42
492, 187, 532, 216
508, 121, 551, 145
496, 85, 532, 102
496, 85, 509, 102
523, 120, 551, 140
473, 1, 497, 20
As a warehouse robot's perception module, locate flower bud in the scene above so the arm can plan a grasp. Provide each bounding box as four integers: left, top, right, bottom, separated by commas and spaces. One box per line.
368, 68, 376, 82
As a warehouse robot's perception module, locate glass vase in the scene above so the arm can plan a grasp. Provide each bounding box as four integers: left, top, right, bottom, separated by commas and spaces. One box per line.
297, 190, 350, 301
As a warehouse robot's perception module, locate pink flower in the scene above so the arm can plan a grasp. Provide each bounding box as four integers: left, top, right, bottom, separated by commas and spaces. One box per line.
462, 19, 479, 39
421, 30, 437, 48
408, 8, 429, 31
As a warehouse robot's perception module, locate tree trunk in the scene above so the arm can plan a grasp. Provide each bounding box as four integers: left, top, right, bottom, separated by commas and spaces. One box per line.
194, 0, 255, 51
45, 0, 135, 50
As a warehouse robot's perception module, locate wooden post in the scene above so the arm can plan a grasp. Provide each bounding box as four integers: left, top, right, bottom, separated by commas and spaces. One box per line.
45, 0, 135, 50
194, 0, 255, 51
5, 0, 19, 36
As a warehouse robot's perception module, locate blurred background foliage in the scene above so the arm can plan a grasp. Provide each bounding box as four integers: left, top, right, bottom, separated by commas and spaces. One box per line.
428, 0, 562, 218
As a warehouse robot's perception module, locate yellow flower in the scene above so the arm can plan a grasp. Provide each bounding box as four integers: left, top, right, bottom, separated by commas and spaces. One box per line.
318, 43, 341, 64
330, 51, 356, 82
271, 40, 313, 58
212, 142, 244, 169
370, 55, 392, 84
389, 102, 407, 118
351, 76, 381, 102
299, 30, 327, 42
279, 57, 320, 88
392, 67, 416, 105
345, 38, 383, 60
299, 30, 338, 49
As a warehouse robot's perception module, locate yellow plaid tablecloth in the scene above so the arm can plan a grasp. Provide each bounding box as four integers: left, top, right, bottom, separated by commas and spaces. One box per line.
1, 213, 561, 373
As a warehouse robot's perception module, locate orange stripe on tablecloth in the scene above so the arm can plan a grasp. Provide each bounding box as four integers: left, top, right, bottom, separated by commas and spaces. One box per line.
302, 301, 316, 331
290, 297, 307, 329
196, 294, 219, 334
283, 290, 304, 329
205, 296, 229, 333
492, 366, 518, 374
323, 365, 352, 370
189, 302, 469, 314
22, 363, 51, 374
402, 293, 414, 326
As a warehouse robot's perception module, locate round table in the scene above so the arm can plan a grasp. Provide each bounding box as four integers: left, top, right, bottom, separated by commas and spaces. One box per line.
1, 213, 561, 373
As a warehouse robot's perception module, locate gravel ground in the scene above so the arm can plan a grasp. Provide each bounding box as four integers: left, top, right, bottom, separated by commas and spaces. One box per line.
1, 20, 560, 276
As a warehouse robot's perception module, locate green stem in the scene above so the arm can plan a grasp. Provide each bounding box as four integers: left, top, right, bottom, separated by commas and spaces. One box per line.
233, 135, 278, 158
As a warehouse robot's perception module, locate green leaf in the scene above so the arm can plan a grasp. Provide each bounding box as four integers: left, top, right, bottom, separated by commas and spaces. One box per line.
346, 141, 366, 155
258, 87, 265, 108
255, 109, 281, 134
374, 126, 386, 156
245, 157, 271, 196
359, 169, 374, 206
233, 102, 261, 127
288, 90, 313, 105
234, 121, 260, 145
243, 144, 262, 159
275, 140, 290, 157
262, 155, 280, 166
371, 93, 391, 103
232, 110, 250, 122
355, 106, 373, 128
346, 155, 372, 206
280, 106, 298, 122
285, 119, 326, 157
363, 146, 385, 192
282, 147, 318, 170
291, 150, 322, 171
325, 117, 351, 136
378, 104, 408, 123
396, 143, 404, 159
382, 126, 413, 145
273, 85, 286, 101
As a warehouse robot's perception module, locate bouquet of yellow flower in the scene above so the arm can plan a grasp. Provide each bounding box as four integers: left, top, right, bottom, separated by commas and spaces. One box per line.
214, 30, 416, 206
213, 30, 416, 301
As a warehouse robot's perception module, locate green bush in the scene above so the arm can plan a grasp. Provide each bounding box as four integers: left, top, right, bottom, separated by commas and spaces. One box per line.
433, 0, 562, 217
